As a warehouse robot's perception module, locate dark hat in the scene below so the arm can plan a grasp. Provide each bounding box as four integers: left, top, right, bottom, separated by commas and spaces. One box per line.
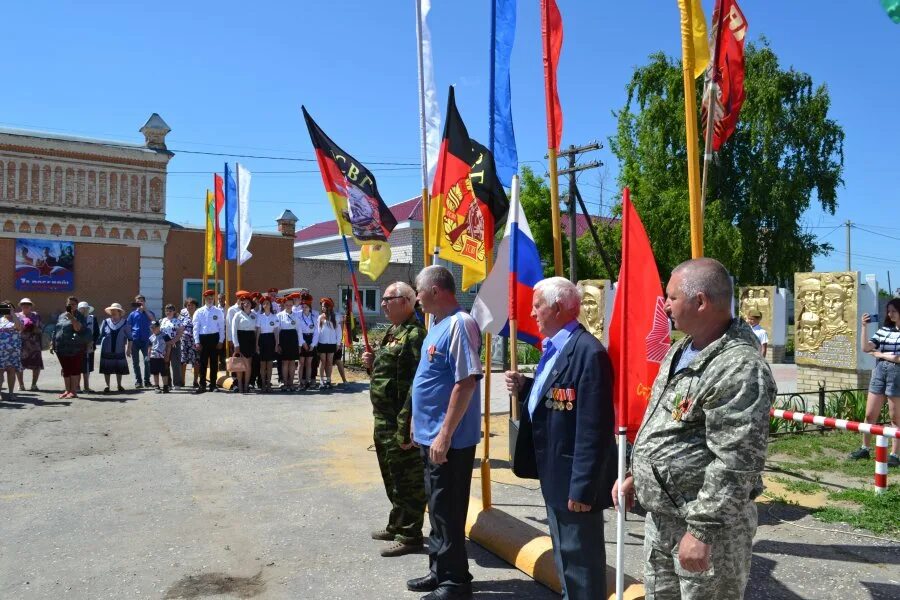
150, 320, 161, 328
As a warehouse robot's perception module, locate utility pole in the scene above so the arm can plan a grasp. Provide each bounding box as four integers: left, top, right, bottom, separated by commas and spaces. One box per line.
845, 220, 852, 271
554, 142, 601, 283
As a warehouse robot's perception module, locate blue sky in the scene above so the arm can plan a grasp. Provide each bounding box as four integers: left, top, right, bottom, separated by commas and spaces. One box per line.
1, 1, 897, 287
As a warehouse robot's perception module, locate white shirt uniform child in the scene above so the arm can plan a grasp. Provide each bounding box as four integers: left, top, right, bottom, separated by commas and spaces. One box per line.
258, 313, 279, 334
192, 305, 225, 344
297, 310, 319, 347
317, 315, 340, 345
231, 311, 259, 349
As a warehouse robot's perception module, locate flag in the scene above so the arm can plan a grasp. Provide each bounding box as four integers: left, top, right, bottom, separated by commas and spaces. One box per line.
678, 0, 711, 79
607, 189, 670, 442
701, 0, 747, 151
471, 176, 541, 347
205, 190, 216, 277
430, 87, 508, 290
359, 243, 391, 281
302, 106, 398, 244
224, 163, 238, 261
214, 174, 225, 262
490, 0, 518, 187
418, 0, 442, 181
236, 163, 252, 265
883, 0, 900, 23
540, 0, 563, 150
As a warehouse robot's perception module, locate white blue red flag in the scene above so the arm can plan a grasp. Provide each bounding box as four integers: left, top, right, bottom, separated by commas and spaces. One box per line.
471, 176, 541, 346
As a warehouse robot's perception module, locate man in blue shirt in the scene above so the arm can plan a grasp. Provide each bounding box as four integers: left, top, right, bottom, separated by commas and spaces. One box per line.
506, 277, 616, 600
406, 265, 482, 600
126, 294, 156, 388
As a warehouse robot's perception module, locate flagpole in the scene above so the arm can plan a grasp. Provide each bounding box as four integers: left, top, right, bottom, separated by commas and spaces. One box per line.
235, 163, 243, 292
508, 175, 521, 424
340, 234, 373, 354
700, 0, 725, 214
615, 188, 632, 600
415, 0, 432, 270
678, 0, 704, 258
203, 192, 210, 294
481, 260, 493, 511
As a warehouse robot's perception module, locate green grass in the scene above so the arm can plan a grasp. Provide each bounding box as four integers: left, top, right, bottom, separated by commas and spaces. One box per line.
813, 486, 900, 535
768, 430, 861, 458
769, 476, 824, 495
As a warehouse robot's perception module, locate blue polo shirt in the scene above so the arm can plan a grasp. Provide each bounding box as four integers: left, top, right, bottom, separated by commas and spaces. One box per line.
126, 309, 153, 344
412, 308, 483, 449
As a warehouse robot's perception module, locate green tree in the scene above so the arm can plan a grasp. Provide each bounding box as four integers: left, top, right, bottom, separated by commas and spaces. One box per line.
609, 41, 844, 285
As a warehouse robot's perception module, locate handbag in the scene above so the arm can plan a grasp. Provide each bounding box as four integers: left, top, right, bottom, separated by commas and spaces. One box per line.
226, 355, 249, 373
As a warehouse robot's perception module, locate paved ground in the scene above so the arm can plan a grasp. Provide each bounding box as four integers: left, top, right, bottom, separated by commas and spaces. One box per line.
1, 358, 897, 600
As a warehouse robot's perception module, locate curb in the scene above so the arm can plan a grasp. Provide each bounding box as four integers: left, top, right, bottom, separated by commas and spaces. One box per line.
465, 502, 645, 599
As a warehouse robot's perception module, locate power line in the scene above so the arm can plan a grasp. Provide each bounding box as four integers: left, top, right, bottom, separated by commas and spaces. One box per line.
852, 224, 900, 242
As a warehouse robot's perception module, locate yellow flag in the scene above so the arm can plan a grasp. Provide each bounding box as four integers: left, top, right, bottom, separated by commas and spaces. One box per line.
359, 243, 391, 281
205, 190, 216, 277
678, 0, 710, 79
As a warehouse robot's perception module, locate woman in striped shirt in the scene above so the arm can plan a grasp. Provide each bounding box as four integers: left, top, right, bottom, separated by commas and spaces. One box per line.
850, 298, 900, 466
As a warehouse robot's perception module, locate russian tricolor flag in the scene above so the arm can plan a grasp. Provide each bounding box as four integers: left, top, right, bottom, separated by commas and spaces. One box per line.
472, 175, 542, 346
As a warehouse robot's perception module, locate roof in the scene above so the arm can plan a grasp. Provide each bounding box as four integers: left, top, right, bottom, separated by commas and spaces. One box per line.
561, 213, 618, 238
294, 196, 422, 242
0, 126, 155, 154
140, 113, 171, 134
277, 209, 298, 222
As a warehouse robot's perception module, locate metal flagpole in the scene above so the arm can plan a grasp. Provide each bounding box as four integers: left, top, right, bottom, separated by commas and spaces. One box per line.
415, 0, 432, 270
679, 0, 705, 258
339, 234, 373, 354
700, 0, 725, 213
508, 175, 521, 425
481, 252, 493, 511
202, 192, 210, 293
615, 190, 631, 600
235, 163, 243, 293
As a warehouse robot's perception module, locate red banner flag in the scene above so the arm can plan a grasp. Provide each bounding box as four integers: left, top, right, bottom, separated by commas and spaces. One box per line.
213, 174, 225, 262
541, 0, 563, 151
608, 189, 670, 442
702, 0, 748, 151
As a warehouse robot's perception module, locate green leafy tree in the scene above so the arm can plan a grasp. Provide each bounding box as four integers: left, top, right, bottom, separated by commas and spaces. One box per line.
609, 41, 844, 285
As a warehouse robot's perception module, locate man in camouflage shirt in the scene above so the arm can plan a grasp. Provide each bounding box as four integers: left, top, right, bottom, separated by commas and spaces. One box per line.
362, 282, 427, 557
614, 258, 776, 599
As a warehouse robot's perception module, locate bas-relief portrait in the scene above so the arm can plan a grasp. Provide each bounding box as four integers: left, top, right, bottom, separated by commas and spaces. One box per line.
794, 272, 858, 368
739, 286, 774, 330
577, 280, 607, 341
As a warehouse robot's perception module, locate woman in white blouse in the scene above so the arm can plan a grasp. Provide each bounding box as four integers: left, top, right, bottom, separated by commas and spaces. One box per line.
317, 297, 339, 389
276, 296, 302, 391
230, 296, 259, 393
297, 293, 319, 390
257, 297, 280, 392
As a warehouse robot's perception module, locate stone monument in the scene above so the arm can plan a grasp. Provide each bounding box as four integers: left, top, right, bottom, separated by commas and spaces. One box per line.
738, 286, 789, 363
794, 271, 877, 392
577, 279, 615, 345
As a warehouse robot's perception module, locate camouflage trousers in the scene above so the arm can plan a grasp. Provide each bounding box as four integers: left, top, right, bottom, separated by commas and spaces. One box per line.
373, 416, 426, 544
643, 505, 757, 600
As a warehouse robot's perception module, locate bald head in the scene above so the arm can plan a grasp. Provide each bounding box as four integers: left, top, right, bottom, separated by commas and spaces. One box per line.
671, 258, 733, 309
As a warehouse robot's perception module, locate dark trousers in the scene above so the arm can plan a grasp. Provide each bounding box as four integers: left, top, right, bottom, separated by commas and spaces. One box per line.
546, 505, 607, 600
130, 340, 150, 385
421, 444, 475, 588
169, 342, 184, 387
198, 334, 220, 388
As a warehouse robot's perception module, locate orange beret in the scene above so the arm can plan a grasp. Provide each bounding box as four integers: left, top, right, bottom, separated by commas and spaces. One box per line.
202, 289, 216, 297
320, 297, 334, 309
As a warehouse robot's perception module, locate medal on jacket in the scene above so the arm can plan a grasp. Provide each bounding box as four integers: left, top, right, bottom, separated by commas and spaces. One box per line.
565, 388, 575, 411
671, 392, 691, 421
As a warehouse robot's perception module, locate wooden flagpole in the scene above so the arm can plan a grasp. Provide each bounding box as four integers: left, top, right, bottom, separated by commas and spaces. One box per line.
340, 234, 372, 353
679, 0, 705, 258
202, 192, 210, 294
700, 0, 725, 214
481, 248, 493, 510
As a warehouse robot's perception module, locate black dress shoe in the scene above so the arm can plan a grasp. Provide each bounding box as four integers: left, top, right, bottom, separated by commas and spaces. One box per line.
407, 574, 439, 593
421, 585, 473, 600
192, 387, 206, 395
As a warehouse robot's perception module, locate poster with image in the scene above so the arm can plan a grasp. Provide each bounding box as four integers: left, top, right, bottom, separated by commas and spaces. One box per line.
15, 239, 75, 292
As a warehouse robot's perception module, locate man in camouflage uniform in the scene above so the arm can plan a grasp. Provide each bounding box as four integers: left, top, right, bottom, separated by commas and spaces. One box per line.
362, 281, 427, 557
614, 258, 776, 599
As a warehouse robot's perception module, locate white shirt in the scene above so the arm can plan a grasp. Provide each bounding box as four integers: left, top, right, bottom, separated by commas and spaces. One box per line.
257, 312, 279, 334
192, 304, 225, 343
231, 310, 259, 345
317, 314, 340, 345
751, 324, 769, 346
225, 303, 241, 341
276, 310, 303, 340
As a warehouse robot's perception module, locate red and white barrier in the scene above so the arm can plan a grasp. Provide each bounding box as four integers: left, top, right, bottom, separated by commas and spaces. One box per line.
769, 408, 898, 493
875, 436, 889, 495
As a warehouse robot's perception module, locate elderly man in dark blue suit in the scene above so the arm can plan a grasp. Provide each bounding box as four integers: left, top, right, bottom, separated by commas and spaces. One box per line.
506, 276, 616, 600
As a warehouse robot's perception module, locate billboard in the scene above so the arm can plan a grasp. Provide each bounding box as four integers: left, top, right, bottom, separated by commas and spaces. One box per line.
15, 239, 75, 292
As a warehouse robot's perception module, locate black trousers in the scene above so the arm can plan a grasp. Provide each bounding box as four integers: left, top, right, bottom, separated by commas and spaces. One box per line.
546, 505, 606, 600
421, 444, 476, 588
198, 334, 219, 387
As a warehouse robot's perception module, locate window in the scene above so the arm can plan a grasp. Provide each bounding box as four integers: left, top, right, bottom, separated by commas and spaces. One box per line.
183, 279, 222, 304
339, 286, 380, 315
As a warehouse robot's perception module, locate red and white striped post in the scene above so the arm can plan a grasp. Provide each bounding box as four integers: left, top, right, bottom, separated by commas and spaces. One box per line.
875, 435, 889, 495
770, 409, 900, 493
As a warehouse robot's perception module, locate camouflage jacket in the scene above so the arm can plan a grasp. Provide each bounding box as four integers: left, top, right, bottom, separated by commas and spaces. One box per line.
631, 319, 776, 544
369, 315, 426, 445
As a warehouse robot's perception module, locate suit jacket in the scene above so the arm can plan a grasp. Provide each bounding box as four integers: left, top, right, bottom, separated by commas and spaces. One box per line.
512, 324, 617, 512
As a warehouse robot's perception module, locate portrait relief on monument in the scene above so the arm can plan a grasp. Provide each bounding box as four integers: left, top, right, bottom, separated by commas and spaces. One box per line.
739, 286, 775, 331
576, 280, 607, 342
794, 272, 858, 368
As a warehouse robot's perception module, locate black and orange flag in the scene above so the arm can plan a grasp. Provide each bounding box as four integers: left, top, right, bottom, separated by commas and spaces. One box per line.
302, 106, 397, 244
429, 87, 508, 290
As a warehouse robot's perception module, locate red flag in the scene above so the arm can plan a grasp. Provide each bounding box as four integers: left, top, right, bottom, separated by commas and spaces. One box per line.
213, 174, 225, 262
541, 0, 563, 151
702, 0, 748, 151
608, 189, 670, 442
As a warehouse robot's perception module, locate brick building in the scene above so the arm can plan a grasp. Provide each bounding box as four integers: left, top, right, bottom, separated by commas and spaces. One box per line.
0, 115, 293, 317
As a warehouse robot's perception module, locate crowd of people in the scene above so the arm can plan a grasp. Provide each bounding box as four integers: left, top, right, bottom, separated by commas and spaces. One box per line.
0, 288, 353, 401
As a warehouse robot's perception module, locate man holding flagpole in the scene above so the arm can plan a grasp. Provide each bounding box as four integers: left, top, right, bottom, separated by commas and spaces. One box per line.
614, 258, 775, 600
505, 276, 615, 600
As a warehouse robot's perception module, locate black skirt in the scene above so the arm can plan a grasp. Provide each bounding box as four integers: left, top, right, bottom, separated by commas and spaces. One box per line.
236, 330, 257, 357
280, 329, 300, 361
258, 332, 277, 361
300, 332, 316, 358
